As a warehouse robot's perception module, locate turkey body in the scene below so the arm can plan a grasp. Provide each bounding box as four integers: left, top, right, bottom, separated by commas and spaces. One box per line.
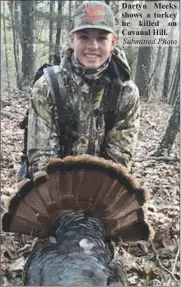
24, 213, 126, 286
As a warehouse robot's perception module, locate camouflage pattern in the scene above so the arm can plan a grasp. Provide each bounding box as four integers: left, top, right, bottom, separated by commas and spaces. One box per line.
71, 1, 116, 35
27, 47, 140, 174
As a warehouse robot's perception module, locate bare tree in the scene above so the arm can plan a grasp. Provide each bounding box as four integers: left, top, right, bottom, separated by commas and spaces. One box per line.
54, 0, 63, 57
169, 54, 180, 105
21, 0, 35, 88
3, 1, 11, 92
162, 46, 173, 102
153, 47, 166, 98
68, 0, 72, 32
49, 0, 55, 63
135, 47, 153, 99
154, 90, 180, 156
8, 1, 22, 90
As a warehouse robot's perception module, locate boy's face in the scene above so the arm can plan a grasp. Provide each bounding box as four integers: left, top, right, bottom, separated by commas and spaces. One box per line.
69, 29, 117, 69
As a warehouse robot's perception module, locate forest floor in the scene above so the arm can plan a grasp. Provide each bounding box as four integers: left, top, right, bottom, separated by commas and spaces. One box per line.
1, 90, 180, 286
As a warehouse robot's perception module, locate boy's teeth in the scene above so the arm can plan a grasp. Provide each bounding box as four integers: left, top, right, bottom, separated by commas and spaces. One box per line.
86, 55, 97, 58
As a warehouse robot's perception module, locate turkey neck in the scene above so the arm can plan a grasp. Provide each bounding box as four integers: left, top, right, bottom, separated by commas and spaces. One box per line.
52, 212, 114, 264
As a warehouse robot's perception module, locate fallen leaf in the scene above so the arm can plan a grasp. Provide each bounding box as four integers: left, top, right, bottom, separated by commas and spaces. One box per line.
162, 239, 178, 251
152, 267, 165, 278
9, 257, 25, 272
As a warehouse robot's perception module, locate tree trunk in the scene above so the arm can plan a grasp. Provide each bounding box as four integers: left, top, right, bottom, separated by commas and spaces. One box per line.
68, 0, 72, 32
169, 54, 180, 105
21, 0, 35, 89
12, 0, 23, 47
3, 1, 11, 92
49, 0, 55, 63
135, 46, 152, 99
113, 1, 120, 36
153, 47, 166, 98
154, 91, 180, 156
54, 0, 62, 57
8, 1, 22, 90
162, 46, 173, 102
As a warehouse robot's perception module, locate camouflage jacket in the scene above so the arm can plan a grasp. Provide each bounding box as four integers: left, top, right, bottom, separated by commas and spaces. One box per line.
27, 47, 140, 174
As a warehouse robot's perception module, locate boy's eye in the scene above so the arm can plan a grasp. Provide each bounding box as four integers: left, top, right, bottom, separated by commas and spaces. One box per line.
78, 35, 107, 41
79, 35, 89, 40
98, 36, 107, 40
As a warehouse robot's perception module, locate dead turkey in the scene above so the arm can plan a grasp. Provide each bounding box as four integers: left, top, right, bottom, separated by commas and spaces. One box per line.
2, 155, 154, 286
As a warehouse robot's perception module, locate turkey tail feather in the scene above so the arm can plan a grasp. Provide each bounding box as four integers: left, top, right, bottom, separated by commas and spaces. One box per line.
2, 155, 154, 242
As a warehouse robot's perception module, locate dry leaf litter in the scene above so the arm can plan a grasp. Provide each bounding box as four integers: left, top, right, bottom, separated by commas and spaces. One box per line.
1, 91, 180, 286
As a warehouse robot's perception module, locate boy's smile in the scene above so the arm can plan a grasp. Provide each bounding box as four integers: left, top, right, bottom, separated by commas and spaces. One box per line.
70, 29, 117, 69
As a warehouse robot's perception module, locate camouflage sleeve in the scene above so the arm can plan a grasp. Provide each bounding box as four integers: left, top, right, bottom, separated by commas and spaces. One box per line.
102, 80, 140, 168
27, 75, 60, 175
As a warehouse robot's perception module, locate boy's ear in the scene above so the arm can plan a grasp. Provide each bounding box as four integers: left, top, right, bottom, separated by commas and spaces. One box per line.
111, 35, 118, 51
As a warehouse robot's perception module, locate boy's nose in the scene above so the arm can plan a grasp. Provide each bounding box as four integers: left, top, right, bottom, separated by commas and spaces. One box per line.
88, 39, 99, 49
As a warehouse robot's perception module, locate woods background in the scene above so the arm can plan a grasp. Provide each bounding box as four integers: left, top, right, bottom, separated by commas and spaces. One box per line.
1, 0, 179, 98
1, 1, 180, 286
1, 0, 180, 152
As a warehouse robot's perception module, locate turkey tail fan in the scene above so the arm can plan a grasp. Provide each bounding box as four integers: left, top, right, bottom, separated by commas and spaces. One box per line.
2, 155, 154, 242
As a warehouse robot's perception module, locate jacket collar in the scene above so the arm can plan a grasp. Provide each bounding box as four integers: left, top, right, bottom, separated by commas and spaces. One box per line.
60, 47, 131, 88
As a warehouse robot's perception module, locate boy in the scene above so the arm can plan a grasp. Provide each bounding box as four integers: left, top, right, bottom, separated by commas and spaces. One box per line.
27, 1, 140, 177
